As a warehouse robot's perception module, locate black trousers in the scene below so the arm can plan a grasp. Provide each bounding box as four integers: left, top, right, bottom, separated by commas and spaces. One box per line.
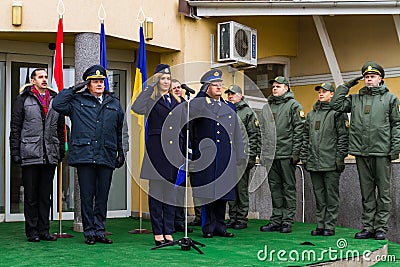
76, 164, 113, 237
149, 180, 175, 235
22, 164, 56, 237
202, 200, 227, 235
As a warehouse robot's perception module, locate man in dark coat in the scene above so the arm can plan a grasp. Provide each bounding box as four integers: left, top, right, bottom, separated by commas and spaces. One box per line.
189, 69, 246, 238
10, 68, 65, 242
52, 65, 125, 245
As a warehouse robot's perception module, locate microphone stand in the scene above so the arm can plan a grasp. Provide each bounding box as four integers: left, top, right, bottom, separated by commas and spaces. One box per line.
151, 87, 205, 254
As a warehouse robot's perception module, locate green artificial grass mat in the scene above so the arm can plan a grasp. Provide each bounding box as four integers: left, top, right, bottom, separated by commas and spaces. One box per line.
0, 218, 398, 266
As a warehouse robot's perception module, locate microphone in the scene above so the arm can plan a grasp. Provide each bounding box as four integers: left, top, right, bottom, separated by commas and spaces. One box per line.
181, 84, 195, 94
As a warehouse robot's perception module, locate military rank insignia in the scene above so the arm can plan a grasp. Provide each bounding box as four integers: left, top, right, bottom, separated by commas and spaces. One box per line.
299, 110, 305, 118
254, 119, 259, 128
345, 120, 350, 128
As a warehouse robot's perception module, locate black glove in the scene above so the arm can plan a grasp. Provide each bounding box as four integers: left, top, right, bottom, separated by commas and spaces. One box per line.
390, 153, 399, 161
70, 80, 90, 92
291, 154, 300, 165
345, 75, 363, 88
336, 160, 345, 173
12, 155, 22, 164
247, 156, 256, 169
115, 153, 125, 168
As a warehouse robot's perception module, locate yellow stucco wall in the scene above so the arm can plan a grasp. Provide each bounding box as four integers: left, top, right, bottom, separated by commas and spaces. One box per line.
291, 15, 400, 77
0, 0, 183, 51
239, 16, 298, 58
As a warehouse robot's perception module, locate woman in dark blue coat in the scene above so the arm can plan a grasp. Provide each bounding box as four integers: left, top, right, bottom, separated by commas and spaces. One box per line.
131, 64, 185, 246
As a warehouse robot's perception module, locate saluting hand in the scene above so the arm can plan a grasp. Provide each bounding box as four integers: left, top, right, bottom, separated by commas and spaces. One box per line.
345, 75, 363, 88
70, 80, 90, 92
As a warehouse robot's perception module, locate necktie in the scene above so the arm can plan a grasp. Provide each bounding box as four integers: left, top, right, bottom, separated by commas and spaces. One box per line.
164, 94, 171, 108
97, 97, 102, 104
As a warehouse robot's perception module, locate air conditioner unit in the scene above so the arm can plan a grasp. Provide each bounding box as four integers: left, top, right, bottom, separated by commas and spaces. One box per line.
217, 21, 257, 66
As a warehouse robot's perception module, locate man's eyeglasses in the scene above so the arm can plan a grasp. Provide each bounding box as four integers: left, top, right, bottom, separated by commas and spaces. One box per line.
210, 82, 223, 87
172, 85, 181, 90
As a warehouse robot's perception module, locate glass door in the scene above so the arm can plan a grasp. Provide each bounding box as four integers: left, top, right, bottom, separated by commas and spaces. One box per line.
106, 62, 131, 217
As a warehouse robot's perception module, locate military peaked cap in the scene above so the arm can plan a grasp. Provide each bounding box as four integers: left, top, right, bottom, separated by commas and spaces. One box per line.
82, 65, 107, 81
361, 61, 385, 78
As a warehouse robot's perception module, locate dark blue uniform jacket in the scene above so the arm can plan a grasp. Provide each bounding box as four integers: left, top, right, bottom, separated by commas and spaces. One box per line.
189, 91, 246, 201
52, 88, 124, 169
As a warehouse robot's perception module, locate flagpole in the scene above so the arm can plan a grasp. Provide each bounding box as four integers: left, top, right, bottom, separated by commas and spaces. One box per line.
53, 1, 72, 238
130, 116, 150, 234
130, 17, 151, 234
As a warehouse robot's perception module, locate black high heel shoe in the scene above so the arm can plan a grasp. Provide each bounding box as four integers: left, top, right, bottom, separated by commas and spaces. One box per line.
154, 240, 166, 246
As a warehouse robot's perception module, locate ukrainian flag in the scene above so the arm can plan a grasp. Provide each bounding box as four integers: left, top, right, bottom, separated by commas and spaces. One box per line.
132, 26, 147, 109
132, 26, 147, 161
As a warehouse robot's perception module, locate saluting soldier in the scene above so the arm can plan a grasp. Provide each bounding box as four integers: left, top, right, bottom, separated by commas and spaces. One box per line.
301, 82, 349, 237
331, 62, 400, 240
259, 76, 305, 234
53, 65, 125, 245
225, 84, 261, 230
131, 64, 186, 246
189, 69, 245, 238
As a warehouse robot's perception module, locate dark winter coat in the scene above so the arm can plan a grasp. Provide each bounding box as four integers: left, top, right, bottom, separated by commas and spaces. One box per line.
52, 88, 124, 169
189, 91, 246, 201
10, 85, 65, 166
131, 88, 186, 182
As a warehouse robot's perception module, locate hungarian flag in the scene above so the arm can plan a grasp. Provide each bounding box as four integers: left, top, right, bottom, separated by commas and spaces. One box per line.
100, 22, 109, 91
52, 17, 68, 151
52, 17, 64, 92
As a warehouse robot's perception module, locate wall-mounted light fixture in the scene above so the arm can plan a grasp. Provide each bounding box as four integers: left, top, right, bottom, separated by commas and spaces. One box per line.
12, 0, 23, 26
145, 18, 153, 41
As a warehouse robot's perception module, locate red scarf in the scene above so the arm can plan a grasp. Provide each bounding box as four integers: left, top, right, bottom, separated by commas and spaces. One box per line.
31, 86, 51, 116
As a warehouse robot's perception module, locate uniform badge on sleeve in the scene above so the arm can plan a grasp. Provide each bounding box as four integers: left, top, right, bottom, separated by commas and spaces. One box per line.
398, 104, 400, 112
299, 110, 305, 118
345, 120, 350, 128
